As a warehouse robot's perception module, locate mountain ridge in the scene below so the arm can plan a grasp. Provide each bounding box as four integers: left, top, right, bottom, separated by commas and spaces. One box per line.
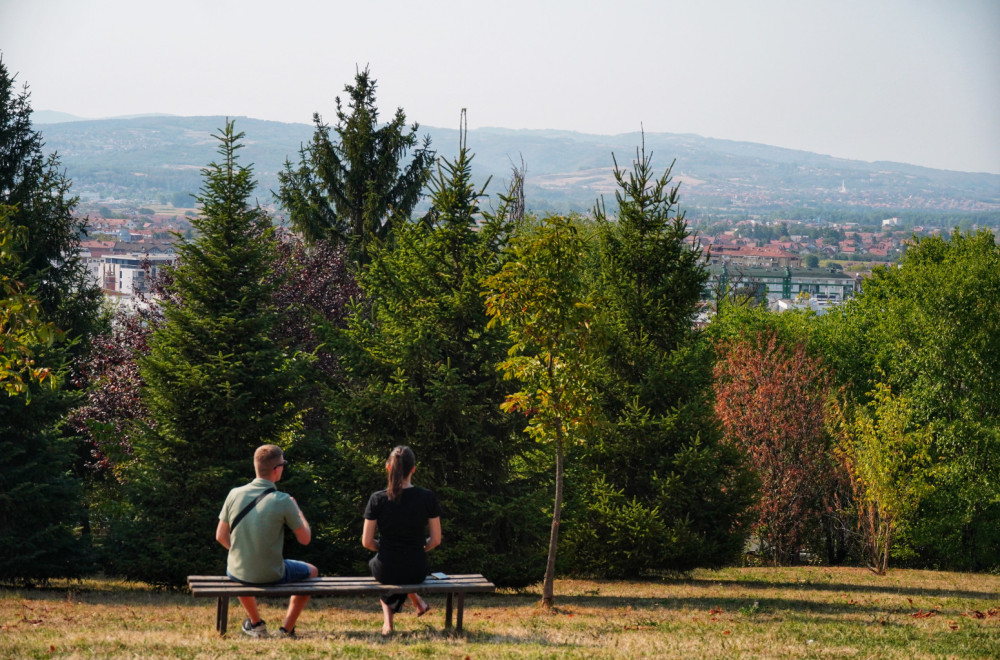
33, 114, 1000, 216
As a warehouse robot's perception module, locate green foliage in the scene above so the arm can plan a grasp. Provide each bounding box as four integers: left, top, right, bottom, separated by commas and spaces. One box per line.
0, 61, 101, 349
0, 382, 93, 584
591, 144, 707, 354
707, 299, 818, 347
832, 385, 935, 574
0, 210, 61, 399
485, 213, 601, 605
562, 477, 669, 578
564, 144, 753, 575
111, 122, 306, 585
0, 57, 100, 583
276, 67, 433, 263
260, 235, 371, 576
338, 127, 547, 586
818, 229, 1000, 569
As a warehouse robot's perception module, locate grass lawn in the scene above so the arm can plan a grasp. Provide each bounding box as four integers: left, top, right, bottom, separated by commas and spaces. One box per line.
2, 566, 998, 658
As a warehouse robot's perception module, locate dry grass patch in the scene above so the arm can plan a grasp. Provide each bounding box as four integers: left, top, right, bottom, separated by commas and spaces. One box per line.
2, 567, 998, 658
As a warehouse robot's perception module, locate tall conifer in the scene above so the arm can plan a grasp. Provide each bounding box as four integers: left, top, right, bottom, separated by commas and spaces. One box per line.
342, 121, 547, 585
0, 56, 101, 583
276, 67, 433, 263
113, 121, 303, 585
564, 141, 754, 575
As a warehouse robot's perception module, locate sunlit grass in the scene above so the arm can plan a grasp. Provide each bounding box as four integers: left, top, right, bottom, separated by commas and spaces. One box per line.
2, 567, 998, 658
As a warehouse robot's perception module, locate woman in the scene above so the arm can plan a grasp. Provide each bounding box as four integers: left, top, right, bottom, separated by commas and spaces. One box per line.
362, 445, 442, 635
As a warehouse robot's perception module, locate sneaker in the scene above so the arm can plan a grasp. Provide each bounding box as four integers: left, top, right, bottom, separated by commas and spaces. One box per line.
277, 626, 297, 639
241, 618, 268, 638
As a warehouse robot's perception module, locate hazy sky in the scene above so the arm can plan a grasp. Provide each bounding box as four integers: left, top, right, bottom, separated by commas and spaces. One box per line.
2, 0, 998, 174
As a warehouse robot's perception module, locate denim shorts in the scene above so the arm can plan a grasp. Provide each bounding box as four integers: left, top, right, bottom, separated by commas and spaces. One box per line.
227, 559, 314, 585
278, 559, 314, 584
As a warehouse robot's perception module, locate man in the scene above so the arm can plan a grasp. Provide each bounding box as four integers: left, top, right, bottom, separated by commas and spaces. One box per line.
216, 444, 318, 638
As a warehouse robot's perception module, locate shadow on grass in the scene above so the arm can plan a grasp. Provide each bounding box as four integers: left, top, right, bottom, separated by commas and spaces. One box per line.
465, 592, 982, 619
5, 573, 995, 623
662, 576, 999, 601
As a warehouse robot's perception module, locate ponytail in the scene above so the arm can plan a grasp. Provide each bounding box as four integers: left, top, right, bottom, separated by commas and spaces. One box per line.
386, 445, 416, 501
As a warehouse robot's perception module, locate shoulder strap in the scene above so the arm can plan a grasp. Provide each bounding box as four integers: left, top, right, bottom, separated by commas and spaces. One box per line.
229, 487, 276, 533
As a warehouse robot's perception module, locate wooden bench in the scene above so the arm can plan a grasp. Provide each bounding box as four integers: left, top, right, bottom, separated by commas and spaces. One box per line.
187, 574, 496, 635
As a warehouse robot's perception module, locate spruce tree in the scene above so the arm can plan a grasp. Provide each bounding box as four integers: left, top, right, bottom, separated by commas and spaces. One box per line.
112, 121, 304, 585
276, 67, 433, 263
0, 56, 101, 583
341, 123, 547, 586
564, 141, 754, 575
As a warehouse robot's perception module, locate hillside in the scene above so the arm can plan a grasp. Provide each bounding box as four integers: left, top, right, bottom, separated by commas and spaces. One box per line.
36, 115, 1000, 219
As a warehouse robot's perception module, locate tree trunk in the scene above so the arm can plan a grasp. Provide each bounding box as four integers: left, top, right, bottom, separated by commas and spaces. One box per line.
541, 435, 564, 608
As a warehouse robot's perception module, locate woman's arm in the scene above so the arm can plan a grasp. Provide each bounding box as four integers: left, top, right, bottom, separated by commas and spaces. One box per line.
362, 518, 379, 552
424, 517, 441, 552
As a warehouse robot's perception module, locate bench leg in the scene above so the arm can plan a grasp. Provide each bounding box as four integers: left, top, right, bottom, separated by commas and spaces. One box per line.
456, 592, 465, 632
445, 592, 453, 629
216, 597, 229, 635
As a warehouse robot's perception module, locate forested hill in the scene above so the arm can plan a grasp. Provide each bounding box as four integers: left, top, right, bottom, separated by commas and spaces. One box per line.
36, 114, 1000, 219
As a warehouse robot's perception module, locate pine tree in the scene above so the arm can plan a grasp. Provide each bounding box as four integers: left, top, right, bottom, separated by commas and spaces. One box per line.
276, 67, 434, 263
0, 56, 101, 583
112, 121, 304, 585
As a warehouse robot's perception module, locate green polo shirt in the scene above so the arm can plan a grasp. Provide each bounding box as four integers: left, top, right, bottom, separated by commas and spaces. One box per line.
219, 478, 302, 584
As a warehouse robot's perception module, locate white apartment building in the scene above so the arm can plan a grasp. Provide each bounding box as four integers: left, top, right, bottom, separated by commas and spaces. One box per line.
96, 253, 175, 296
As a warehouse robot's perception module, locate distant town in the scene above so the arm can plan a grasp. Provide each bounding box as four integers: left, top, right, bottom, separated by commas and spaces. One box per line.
80, 198, 961, 320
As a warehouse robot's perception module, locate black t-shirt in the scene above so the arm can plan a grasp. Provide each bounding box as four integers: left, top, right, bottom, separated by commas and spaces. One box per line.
364, 486, 441, 558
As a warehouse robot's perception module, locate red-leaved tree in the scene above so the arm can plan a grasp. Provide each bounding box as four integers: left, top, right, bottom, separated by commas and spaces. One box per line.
713, 331, 841, 564
70, 259, 170, 476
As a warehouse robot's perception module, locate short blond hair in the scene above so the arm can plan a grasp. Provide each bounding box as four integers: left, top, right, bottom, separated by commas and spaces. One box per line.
254, 444, 284, 476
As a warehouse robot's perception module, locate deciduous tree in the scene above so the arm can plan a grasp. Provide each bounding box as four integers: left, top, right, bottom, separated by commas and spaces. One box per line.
818, 228, 1000, 569
0, 209, 60, 399
713, 331, 840, 564
830, 385, 935, 574
484, 214, 600, 606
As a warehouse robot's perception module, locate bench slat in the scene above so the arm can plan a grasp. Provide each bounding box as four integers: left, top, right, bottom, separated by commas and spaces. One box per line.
187, 574, 495, 599
188, 574, 487, 583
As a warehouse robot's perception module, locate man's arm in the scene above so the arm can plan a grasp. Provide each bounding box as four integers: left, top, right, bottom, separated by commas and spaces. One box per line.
291, 497, 311, 545
216, 520, 231, 550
